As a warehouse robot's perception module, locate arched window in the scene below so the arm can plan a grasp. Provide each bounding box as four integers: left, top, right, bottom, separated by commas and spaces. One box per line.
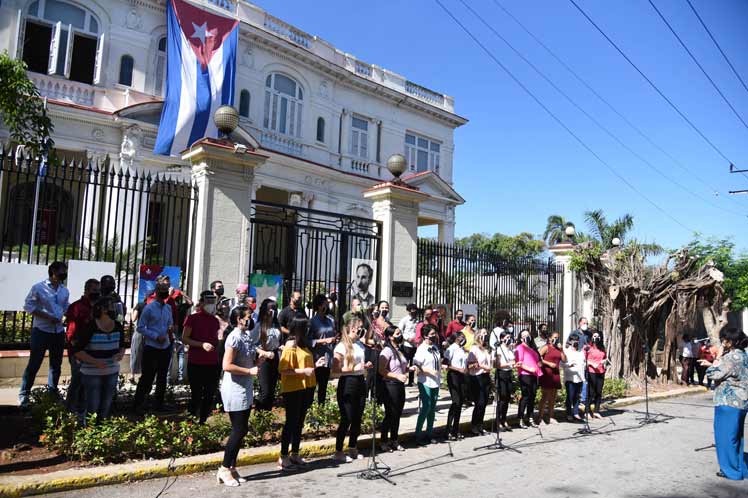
154, 36, 167, 96
239, 89, 250, 118
316, 117, 325, 143
118, 55, 134, 86
263, 73, 303, 137
21, 0, 103, 85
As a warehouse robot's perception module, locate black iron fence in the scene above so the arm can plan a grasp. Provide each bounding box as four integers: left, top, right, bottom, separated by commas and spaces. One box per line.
416, 239, 564, 331
0, 146, 198, 348
249, 200, 382, 324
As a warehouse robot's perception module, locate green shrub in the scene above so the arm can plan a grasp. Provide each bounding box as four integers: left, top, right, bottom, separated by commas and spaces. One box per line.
244, 409, 277, 445
603, 378, 627, 399
361, 399, 384, 434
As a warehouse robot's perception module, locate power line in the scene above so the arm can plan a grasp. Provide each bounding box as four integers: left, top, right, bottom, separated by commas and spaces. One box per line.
471, 0, 745, 218
685, 0, 748, 96
566, 0, 736, 167
490, 0, 737, 205
433, 0, 695, 233
647, 0, 748, 131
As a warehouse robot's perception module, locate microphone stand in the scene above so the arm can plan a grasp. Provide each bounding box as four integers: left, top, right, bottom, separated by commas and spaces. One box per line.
636, 343, 669, 425
337, 347, 394, 485
474, 363, 520, 453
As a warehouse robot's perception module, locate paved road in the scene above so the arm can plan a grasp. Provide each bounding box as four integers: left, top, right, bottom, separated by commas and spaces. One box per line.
41, 392, 745, 498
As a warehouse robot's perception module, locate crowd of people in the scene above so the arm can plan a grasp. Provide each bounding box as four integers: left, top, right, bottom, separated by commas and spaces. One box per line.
17, 261, 748, 484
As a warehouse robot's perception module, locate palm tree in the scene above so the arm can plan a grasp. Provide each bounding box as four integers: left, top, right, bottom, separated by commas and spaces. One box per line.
543, 215, 573, 246
584, 209, 634, 250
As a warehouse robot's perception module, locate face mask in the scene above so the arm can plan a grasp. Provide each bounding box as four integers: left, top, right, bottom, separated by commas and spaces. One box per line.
503, 338, 511, 345
203, 304, 217, 315
357, 327, 367, 339
57, 273, 68, 282
470, 322, 476, 329
157, 289, 170, 299
88, 292, 101, 302
394, 335, 404, 345
593, 337, 601, 344
571, 341, 580, 349
507, 326, 514, 333
482, 336, 490, 348
458, 317, 464, 324
292, 298, 301, 308
249, 303, 257, 311
459, 337, 467, 347
214, 288, 224, 297
427, 334, 438, 343
552, 338, 560, 346
580, 324, 588, 331
522, 336, 530, 344
381, 310, 388, 319
101, 285, 114, 295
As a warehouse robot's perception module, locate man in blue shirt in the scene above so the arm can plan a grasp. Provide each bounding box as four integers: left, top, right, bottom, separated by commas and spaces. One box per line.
133, 278, 174, 413
573, 317, 591, 403
19, 262, 70, 408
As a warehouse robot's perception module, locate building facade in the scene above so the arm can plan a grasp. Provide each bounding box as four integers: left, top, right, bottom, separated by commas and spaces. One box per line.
0, 0, 466, 306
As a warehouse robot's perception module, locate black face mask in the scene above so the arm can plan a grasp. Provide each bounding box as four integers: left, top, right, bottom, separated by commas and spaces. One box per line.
522, 336, 530, 344
88, 292, 101, 302
427, 334, 438, 343
292, 298, 301, 308
593, 337, 601, 344
101, 286, 115, 295
357, 327, 367, 339
393, 335, 404, 345
571, 341, 580, 349
57, 273, 68, 282
157, 290, 170, 299
459, 337, 467, 347
482, 336, 490, 348
214, 287, 224, 297
381, 310, 388, 319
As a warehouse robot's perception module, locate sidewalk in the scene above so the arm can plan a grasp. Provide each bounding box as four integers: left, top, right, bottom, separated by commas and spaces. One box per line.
0, 384, 707, 497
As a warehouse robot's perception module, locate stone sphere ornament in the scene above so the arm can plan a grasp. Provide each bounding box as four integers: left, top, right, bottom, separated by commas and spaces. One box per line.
214, 106, 239, 137
386, 153, 407, 180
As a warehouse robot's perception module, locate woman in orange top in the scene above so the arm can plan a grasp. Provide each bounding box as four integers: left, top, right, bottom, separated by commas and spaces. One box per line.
278, 317, 326, 470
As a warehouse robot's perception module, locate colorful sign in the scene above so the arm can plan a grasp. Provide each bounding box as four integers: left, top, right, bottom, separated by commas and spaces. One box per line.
138, 264, 182, 302
249, 273, 282, 304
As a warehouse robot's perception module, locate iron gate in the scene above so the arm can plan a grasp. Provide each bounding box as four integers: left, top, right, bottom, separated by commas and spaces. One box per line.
248, 200, 382, 322
416, 239, 564, 331
0, 147, 198, 348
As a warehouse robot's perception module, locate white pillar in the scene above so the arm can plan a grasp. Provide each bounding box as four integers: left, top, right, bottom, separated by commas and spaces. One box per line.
438, 220, 455, 244
549, 243, 576, 342
364, 183, 429, 320
182, 140, 268, 298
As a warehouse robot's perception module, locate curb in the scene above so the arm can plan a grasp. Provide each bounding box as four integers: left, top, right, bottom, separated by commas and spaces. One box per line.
0, 385, 707, 497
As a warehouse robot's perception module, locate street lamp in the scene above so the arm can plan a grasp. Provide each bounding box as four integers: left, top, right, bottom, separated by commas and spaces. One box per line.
564, 224, 576, 243
611, 237, 621, 247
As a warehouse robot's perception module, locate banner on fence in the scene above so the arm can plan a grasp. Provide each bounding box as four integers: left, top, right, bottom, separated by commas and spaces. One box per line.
250, 273, 283, 304
138, 265, 182, 302
67, 260, 117, 302
0, 263, 50, 311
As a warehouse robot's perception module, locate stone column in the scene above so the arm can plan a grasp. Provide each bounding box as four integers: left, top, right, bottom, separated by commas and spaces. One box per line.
364, 182, 429, 320
181, 139, 268, 298
438, 219, 455, 244
549, 243, 576, 342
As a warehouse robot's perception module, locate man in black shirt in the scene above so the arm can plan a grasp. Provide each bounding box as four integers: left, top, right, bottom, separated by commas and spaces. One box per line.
278, 290, 306, 341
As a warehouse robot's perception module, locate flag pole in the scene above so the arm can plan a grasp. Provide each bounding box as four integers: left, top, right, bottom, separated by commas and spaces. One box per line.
29, 97, 49, 263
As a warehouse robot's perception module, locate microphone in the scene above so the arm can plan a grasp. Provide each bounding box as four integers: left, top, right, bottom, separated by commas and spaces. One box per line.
569, 311, 578, 317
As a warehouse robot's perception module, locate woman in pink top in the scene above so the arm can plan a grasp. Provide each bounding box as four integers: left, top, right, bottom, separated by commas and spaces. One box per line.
585, 331, 607, 419
515, 329, 542, 428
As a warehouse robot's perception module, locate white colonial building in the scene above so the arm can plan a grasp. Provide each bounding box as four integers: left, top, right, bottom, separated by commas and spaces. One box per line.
0, 0, 466, 240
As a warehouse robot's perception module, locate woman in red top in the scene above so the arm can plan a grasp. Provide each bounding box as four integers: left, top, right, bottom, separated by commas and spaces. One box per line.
697, 340, 717, 389
585, 331, 607, 419
538, 331, 566, 424
182, 291, 220, 423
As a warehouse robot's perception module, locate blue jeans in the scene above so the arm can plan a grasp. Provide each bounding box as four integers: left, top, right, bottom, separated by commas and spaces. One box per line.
565, 381, 582, 417
82, 372, 119, 421
19, 328, 65, 404
65, 354, 85, 415
168, 340, 185, 384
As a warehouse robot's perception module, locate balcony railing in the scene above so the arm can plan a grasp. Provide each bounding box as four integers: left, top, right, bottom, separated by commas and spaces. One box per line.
354, 61, 373, 77
259, 130, 304, 156
263, 13, 311, 48
29, 73, 97, 107
405, 81, 446, 106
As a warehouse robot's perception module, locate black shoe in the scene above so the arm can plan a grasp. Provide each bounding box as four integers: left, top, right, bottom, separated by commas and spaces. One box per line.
716, 471, 727, 479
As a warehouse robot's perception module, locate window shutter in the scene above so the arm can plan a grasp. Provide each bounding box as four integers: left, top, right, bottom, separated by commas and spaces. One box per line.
48, 21, 61, 75
14, 10, 25, 60
93, 32, 105, 85
63, 25, 74, 78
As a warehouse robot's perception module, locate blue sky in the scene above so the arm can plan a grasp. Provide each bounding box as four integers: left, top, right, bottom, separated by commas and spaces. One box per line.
257, 0, 748, 252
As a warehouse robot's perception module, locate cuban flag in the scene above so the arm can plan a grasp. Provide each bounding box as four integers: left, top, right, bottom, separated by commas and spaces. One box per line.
153, 0, 239, 156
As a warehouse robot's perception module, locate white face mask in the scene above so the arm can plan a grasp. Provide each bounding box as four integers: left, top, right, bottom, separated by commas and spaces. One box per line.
580, 324, 588, 331
506, 326, 514, 333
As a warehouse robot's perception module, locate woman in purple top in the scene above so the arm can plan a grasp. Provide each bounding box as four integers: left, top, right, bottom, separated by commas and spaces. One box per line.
515, 329, 542, 428
378, 325, 413, 452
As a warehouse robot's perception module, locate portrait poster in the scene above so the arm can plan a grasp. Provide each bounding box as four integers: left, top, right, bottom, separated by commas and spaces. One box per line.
138, 264, 182, 302
350, 258, 377, 308
250, 273, 283, 304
